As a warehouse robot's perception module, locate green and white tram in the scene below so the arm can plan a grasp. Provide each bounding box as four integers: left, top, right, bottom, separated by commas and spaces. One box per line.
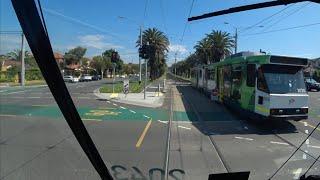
191, 52, 309, 120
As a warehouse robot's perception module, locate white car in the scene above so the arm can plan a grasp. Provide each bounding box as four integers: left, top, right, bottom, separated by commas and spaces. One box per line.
80, 75, 93, 82
63, 75, 74, 83
73, 77, 79, 83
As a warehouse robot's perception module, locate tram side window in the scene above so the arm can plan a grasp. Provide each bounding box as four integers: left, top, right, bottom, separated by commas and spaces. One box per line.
246, 64, 256, 87
208, 70, 215, 80
232, 67, 242, 85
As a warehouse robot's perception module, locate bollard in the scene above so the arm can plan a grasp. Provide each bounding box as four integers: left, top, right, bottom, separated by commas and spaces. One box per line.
162, 79, 166, 93
158, 83, 161, 96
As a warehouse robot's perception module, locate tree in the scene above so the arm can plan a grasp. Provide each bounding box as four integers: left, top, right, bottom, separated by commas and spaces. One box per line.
137, 28, 169, 80
6, 49, 31, 61
102, 49, 123, 74
64, 46, 87, 65
91, 55, 111, 78
194, 37, 212, 64
207, 30, 235, 62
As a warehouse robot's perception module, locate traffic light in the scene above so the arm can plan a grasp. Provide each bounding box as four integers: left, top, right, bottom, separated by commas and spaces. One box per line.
111, 51, 118, 62
139, 44, 149, 59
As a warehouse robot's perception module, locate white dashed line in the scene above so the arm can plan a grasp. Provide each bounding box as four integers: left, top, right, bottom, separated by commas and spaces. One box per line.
305, 139, 310, 145
305, 129, 309, 134
129, 110, 136, 114
113, 103, 118, 106
304, 122, 308, 127
158, 120, 168, 124
234, 136, 253, 141
106, 101, 111, 103
293, 168, 302, 179
270, 141, 289, 146
178, 125, 191, 130
120, 106, 126, 110
303, 153, 307, 160
6, 90, 26, 94
307, 145, 320, 149
143, 115, 150, 119
244, 126, 249, 130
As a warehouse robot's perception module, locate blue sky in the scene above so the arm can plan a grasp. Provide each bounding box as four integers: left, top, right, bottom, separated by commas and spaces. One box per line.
1, 0, 319, 65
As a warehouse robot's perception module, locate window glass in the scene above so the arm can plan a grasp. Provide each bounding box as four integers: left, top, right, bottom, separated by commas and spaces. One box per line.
246, 64, 256, 87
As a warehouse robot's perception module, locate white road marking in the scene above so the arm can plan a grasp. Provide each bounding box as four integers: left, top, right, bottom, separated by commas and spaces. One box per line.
307, 145, 320, 149
0, 114, 17, 117
235, 136, 253, 141
113, 103, 118, 106
158, 120, 168, 124
305, 139, 310, 145
129, 110, 136, 114
106, 101, 111, 103
178, 125, 191, 130
304, 122, 308, 127
270, 141, 289, 146
293, 168, 302, 179
244, 126, 249, 130
305, 129, 309, 134
143, 115, 150, 119
82, 118, 102, 121
120, 106, 126, 110
303, 153, 307, 160
6, 90, 26, 94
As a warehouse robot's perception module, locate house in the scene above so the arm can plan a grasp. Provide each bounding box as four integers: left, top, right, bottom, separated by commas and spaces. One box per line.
1, 58, 21, 71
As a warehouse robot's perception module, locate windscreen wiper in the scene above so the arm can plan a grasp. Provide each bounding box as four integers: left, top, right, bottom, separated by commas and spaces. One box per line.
10, 0, 113, 179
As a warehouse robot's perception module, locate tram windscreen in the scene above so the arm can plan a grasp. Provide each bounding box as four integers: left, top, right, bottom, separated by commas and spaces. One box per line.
260, 64, 306, 94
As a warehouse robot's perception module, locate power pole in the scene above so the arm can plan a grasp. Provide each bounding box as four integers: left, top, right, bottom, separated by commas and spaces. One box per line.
139, 26, 142, 83
174, 52, 177, 76
21, 33, 25, 87
234, 28, 238, 54
144, 58, 147, 99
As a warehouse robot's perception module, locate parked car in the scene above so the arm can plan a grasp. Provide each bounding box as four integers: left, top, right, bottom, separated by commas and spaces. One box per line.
63, 75, 74, 83
92, 75, 99, 81
305, 78, 320, 91
73, 76, 79, 83
79, 74, 93, 82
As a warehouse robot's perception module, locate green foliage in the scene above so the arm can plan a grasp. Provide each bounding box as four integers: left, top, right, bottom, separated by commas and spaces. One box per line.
25, 69, 43, 80
313, 69, 320, 82
99, 81, 147, 93
64, 46, 87, 65
136, 28, 169, 80
102, 49, 123, 73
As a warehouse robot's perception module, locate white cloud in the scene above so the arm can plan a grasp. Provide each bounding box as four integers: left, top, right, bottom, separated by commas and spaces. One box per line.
78, 34, 123, 50
168, 44, 188, 54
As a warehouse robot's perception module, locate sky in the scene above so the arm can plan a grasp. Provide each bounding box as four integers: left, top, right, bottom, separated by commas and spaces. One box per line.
1, 0, 319, 65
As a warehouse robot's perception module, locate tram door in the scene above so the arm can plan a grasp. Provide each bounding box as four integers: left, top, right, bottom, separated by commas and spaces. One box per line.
217, 67, 224, 102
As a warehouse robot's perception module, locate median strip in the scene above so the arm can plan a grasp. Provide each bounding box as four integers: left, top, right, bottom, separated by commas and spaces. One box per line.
136, 119, 152, 148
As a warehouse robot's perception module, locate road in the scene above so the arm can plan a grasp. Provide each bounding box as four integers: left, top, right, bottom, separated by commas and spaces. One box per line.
0, 78, 320, 179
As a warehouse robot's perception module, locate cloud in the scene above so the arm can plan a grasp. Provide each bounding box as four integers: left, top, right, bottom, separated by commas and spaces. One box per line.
78, 34, 123, 50
168, 44, 188, 54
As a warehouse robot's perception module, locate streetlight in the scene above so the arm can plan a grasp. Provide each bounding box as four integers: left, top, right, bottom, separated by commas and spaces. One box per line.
118, 16, 143, 83
224, 22, 264, 53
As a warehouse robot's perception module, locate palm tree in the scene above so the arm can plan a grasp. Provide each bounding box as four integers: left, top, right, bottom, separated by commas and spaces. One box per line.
7, 49, 30, 61
194, 37, 212, 64
207, 30, 235, 62
137, 28, 169, 80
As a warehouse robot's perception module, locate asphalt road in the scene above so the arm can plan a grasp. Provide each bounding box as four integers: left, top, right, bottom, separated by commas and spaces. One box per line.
0, 78, 320, 180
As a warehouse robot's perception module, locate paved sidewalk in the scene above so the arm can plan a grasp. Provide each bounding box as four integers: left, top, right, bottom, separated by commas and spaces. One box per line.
94, 88, 165, 108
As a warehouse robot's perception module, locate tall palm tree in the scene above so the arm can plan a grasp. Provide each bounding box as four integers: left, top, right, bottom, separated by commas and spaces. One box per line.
207, 30, 235, 62
194, 37, 212, 64
136, 28, 169, 80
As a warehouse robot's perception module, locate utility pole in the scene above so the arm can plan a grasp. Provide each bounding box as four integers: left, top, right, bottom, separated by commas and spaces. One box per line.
174, 52, 177, 76
144, 58, 147, 99
234, 28, 238, 54
139, 26, 142, 83
21, 33, 25, 87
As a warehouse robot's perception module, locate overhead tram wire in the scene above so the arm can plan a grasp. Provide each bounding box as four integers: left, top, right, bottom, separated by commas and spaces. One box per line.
259, 2, 311, 32
239, 3, 294, 34
180, 0, 195, 43
241, 22, 320, 36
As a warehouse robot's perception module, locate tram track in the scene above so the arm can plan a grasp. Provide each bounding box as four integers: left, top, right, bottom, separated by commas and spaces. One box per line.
175, 81, 231, 173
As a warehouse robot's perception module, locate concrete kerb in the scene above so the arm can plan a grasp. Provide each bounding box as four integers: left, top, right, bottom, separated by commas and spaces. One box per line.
93, 88, 164, 108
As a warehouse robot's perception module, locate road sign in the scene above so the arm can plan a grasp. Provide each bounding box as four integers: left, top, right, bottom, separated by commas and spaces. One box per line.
123, 79, 129, 95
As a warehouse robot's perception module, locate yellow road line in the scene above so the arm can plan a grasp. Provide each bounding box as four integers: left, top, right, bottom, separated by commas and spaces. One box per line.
135, 119, 152, 148
300, 121, 320, 132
